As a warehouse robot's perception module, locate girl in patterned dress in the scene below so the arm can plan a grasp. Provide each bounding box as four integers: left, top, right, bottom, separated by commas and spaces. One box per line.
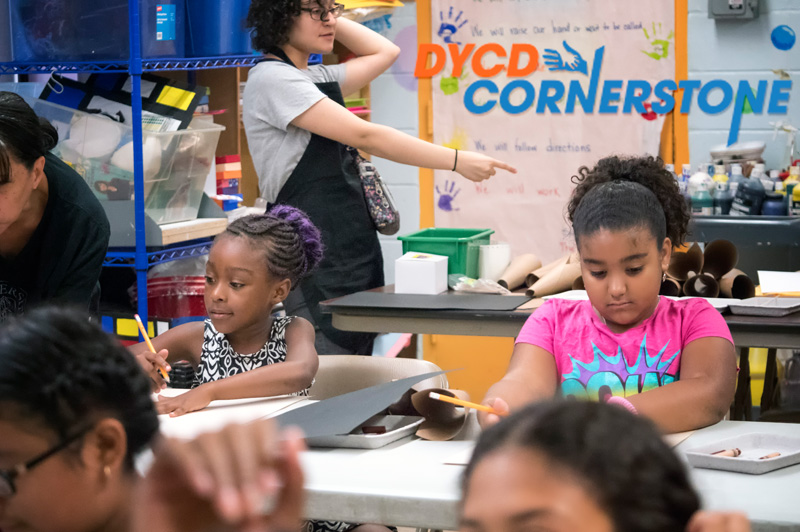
132, 205, 323, 417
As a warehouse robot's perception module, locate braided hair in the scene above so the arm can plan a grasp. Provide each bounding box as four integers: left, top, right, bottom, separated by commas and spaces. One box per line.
0, 91, 59, 184
464, 401, 700, 532
0, 307, 159, 470
567, 155, 690, 248
220, 205, 323, 288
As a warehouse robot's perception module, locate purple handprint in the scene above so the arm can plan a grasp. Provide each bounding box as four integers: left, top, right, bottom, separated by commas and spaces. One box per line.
436, 180, 461, 212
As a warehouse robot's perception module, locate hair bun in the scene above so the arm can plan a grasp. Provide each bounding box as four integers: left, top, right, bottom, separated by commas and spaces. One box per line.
38, 116, 59, 152
268, 205, 324, 273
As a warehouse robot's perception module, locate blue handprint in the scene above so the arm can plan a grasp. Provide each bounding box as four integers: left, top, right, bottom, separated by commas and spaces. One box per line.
437, 7, 467, 45
542, 41, 588, 75
436, 180, 461, 212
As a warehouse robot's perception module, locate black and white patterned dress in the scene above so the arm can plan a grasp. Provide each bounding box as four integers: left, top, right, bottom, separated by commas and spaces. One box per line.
193, 316, 308, 396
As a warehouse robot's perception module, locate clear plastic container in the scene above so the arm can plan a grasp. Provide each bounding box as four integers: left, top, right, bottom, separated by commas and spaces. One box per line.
29, 97, 224, 225
9, 0, 185, 61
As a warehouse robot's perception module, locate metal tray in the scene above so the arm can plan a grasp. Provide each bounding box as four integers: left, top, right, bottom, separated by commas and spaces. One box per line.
728, 297, 800, 317
684, 432, 800, 474
305, 415, 424, 449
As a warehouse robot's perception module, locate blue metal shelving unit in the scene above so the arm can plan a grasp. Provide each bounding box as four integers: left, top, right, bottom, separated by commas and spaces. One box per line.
0, 1, 260, 331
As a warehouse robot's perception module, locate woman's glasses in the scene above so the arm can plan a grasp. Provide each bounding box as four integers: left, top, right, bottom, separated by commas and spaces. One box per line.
301, 3, 345, 21
0, 426, 91, 497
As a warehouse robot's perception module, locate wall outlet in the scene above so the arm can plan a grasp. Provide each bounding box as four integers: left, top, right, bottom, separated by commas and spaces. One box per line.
708, 0, 759, 19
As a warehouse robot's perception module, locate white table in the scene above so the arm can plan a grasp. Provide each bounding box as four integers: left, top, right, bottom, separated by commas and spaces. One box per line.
302, 420, 800, 532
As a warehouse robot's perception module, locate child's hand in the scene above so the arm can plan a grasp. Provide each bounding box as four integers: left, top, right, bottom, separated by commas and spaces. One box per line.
157, 386, 214, 417
136, 348, 171, 393
132, 420, 306, 532
687, 511, 751, 532
478, 397, 510, 429
456, 151, 517, 182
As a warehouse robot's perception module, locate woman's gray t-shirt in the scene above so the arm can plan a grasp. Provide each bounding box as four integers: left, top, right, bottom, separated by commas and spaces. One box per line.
242, 60, 347, 203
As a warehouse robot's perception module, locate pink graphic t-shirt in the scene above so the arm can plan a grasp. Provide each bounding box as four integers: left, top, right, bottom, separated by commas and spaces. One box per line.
515, 297, 733, 401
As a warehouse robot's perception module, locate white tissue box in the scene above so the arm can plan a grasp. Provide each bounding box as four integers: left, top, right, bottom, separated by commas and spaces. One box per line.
395, 252, 448, 295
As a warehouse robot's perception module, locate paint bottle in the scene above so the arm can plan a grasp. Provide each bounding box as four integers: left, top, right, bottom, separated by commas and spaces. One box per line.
691, 181, 714, 215
762, 192, 786, 216
680, 163, 692, 207
714, 182, 734, 215
729, 163, 746, 189
731, 175, 765, 216
688, 165, 712, 198
786, 166, 800, 215
791, 167, 800, 216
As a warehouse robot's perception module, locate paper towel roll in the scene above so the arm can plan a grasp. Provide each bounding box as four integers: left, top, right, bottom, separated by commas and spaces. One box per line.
526, 252, 577, 287
498, 254, 541, 290
659, 277, 681, 297
529, 262, 582, 297
668, 242, 704, 281
479, 243, 513, 282
702, 240, 738, 279
720, 269, 756, 299
683, 273, 720, 298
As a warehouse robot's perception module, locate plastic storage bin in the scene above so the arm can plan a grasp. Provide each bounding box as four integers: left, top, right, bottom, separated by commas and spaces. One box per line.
9, 0, 185, 61
398, 228, 494, 277
131, 276, 206, 318
28, 97, 224, 225
186, 0, 251, 57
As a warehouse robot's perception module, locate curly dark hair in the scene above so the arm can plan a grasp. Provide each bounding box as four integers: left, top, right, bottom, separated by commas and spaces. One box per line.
220, 205, 324, 289
463, 400, 700, 532
247, 0, 324, 52
566, 155, 690, 248
0, 307, 159, 471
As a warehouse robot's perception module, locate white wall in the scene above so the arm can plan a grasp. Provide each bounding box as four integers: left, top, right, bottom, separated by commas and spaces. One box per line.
367, 2, 421, 283
688, 0, 800, 170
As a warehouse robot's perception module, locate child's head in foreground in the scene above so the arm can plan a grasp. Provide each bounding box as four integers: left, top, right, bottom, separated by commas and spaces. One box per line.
0, 306, 158, 532
205, 205, 323, 334
461, 400, 700, 532
567, 155, 690, 331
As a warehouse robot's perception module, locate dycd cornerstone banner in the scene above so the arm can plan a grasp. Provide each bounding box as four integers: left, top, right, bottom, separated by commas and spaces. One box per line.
423, 0, 675, 262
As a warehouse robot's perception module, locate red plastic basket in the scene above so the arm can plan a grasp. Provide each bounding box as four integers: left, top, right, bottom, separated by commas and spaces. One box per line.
132, 276, 206, 318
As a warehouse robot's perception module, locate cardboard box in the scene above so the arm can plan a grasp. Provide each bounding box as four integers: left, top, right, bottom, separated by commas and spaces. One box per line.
395, 252, 448, 295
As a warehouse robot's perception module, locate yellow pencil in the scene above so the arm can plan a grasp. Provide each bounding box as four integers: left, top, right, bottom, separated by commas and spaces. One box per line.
134, 314, 170, 383
429, 392, 507, 416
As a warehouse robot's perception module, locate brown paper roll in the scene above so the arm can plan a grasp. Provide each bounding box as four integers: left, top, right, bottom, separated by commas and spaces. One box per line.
703, 240, 738, 279
498, 253, 542, 290
529, 262, 582, 297
683, 273, 720, 298
526, 252, 579, 286
660, 278, 681, 297
411, 388, 470, 441
720, 269, 756, 299
668, 242, 704, 281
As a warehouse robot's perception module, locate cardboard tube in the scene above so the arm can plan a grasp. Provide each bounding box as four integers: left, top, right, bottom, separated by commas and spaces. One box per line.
529, 262, 582, 297
720, 269, 756, 299
668, 242, 704, 281
703, 240, 738, 279
526, 252, 578, 286
683, 273, 720, 298
498, 254, 542, 290
660, 278, 681, 297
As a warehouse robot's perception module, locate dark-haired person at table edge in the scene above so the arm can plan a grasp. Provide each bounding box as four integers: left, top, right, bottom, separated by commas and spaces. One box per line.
0, 91, 110, 323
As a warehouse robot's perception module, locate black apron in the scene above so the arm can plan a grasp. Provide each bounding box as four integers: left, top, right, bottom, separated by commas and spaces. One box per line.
268, 49, 384, 352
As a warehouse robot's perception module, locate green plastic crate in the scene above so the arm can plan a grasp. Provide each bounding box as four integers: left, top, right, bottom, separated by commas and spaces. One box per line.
398, 228, 494, 277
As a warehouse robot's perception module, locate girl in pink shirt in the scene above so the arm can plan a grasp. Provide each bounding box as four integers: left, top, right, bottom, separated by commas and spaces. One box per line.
481, 156, 737, 433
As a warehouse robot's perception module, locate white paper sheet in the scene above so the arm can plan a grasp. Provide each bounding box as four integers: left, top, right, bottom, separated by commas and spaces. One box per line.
758, 271, 800, 294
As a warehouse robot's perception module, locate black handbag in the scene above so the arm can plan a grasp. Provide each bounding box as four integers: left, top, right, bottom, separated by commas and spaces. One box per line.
348, 146, 400, 235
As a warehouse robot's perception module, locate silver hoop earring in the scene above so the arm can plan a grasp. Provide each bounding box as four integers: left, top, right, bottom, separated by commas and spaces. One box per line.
662, 272, 667, 282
